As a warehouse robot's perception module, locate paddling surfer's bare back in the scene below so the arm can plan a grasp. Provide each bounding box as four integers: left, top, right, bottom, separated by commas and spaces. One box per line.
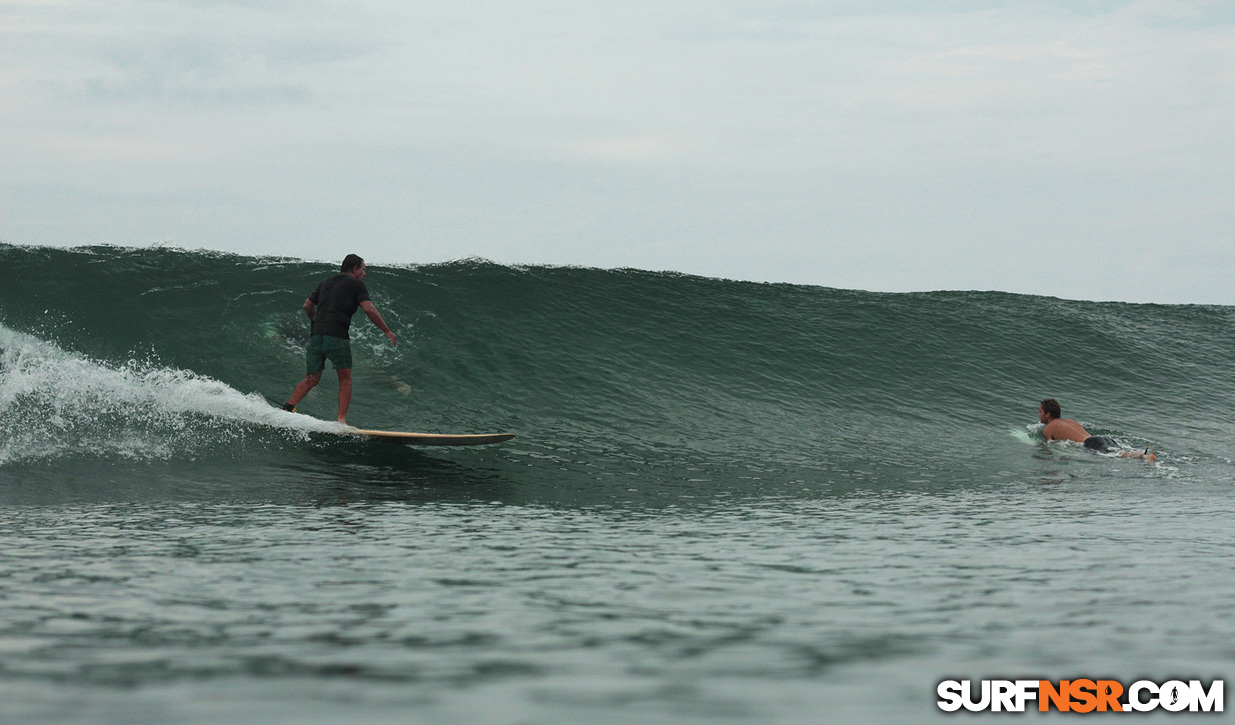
1036, 399, 1155, 462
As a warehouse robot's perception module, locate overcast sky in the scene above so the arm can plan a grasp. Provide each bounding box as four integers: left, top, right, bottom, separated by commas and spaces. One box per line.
2, 1, 1233, 303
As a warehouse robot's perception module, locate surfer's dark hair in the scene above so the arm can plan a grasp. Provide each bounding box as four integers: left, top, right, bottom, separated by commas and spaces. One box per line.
341, 254, 364, 273
1040, 398, 1061, 419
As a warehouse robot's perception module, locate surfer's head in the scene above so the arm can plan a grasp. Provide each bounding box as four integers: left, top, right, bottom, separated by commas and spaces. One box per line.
1039, 398, 1061, 422
341, 254, 365, 274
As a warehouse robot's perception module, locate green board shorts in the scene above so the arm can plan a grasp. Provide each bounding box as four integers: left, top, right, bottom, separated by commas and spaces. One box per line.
306, 334, 353, 374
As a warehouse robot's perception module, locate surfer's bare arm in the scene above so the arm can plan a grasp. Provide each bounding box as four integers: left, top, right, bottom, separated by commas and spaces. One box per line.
303, 298, 315, 321
360, 301, 397, 346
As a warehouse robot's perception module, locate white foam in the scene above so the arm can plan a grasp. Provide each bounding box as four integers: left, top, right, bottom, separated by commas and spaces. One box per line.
0, 324, 342, 465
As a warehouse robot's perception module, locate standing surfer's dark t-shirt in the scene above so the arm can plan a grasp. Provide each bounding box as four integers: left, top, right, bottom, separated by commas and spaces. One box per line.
309, 274, 370, 339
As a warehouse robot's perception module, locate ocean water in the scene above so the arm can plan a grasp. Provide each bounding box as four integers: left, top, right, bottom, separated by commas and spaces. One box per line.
1, 244, 1232, 723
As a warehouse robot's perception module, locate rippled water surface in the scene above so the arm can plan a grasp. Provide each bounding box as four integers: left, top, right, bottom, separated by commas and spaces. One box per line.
3, 473, 1232, 724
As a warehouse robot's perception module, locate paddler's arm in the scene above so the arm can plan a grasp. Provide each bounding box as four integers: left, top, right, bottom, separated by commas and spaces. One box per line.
303, 298, 315, 321
360, 301, 397, 346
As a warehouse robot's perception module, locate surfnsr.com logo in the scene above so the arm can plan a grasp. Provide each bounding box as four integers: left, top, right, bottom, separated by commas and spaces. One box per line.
937, 679, 1223, 713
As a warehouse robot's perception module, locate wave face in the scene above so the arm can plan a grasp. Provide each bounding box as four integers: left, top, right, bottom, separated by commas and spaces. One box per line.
2, 243, 1233, 498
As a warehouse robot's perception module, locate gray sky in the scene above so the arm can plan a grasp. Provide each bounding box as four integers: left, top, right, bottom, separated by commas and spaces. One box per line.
2, 1, 1233, 304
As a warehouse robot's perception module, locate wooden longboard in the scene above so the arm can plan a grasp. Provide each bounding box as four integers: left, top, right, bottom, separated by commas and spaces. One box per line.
345, 429, 515, 446
267, 398, 512, 446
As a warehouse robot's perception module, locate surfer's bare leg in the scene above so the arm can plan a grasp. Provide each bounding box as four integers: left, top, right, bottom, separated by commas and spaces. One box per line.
1119, 446, 1156, 462
287, 371, 323, 408
336, 368, 352, 425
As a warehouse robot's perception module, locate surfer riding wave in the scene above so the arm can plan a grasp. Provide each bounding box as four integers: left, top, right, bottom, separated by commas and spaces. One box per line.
282, 254, 397, 426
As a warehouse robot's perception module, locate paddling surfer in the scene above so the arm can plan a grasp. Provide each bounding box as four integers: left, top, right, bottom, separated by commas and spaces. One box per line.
1037, 398, 1155, 461
283, 254, 397, 425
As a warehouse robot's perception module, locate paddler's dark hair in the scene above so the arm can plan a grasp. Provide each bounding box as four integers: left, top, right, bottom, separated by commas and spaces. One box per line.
341, 254, 364, 273
1040, 398, 1061, 419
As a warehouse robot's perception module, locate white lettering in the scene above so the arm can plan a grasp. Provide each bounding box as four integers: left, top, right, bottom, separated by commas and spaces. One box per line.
991, 681, 1016, 712
1190, 680, 1223, 712
1013, 680, 1039, 711
963, 680, 991, 712
937, 680, 963, 712
1160, 680, 1190, 712
1126, 680, 1158, 712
